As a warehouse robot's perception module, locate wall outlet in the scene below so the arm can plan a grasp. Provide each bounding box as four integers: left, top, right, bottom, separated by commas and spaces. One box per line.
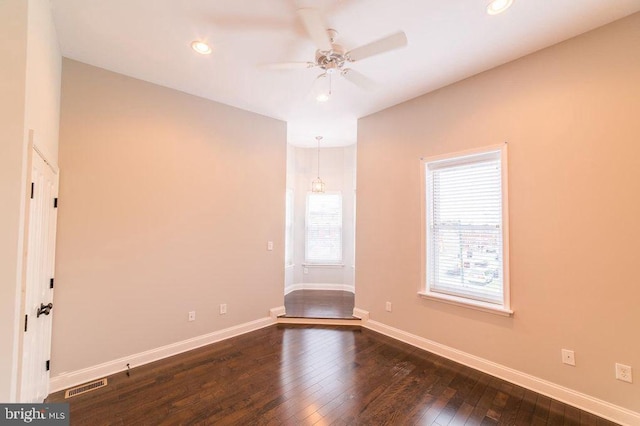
188, 311, 196, 322
385, 302, 392, 312
267, 241, 274, 251
615, 363, 633, 383
303, 267, 309, 274
219, 303, 227, 315
561, 349, 575, 366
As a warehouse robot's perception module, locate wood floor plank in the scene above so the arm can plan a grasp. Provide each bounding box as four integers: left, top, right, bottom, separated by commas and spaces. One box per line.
579, 410, 599, 426
46, 325, 621, 425
533, 394, 552, 423
564, 404, 583, 426
466, 376, 502, 424
416, 396, 450, 425
450, 401, 475, 425
514, 389, 539, 425
496, 383, 524, 425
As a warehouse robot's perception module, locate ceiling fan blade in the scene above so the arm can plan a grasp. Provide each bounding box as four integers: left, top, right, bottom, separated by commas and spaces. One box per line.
341, 69, 376, 91
297, 8, 332, 51
346, 31, 408, 62
259, 62, 316, 70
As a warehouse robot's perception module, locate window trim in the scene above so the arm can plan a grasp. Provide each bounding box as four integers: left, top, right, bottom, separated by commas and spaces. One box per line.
419, 143, 512, 316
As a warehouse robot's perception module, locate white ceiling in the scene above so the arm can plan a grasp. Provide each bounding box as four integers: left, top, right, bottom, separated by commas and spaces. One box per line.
51, 0, 640, 147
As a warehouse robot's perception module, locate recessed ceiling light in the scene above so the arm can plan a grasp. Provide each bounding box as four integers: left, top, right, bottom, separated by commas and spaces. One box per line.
487, 0, 514, 15
191, 41, 211, 55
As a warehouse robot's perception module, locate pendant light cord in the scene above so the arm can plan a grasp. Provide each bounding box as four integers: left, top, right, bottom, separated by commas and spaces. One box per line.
316, 136, 322, 179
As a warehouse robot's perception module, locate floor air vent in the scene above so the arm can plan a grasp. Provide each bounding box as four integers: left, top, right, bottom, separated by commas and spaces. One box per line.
64, 378, 108, 398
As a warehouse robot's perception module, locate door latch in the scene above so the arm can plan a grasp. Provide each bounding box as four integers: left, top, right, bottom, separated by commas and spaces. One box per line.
37, 303, 53, 318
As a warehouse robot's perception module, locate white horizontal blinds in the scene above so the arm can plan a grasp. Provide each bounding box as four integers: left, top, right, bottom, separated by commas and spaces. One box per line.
427, 150, 504, 304
306, 192, 343, 263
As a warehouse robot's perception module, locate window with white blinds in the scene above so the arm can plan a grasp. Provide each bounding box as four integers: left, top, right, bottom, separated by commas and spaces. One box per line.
305, 192, 342, 264
423, 144, 510, 313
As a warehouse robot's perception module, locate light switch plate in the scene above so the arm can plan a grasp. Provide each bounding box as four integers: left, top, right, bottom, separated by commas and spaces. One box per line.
561, 349, 575, 366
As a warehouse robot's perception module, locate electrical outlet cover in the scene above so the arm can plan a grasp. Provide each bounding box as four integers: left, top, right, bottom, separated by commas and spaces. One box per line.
615, 363, 633, 383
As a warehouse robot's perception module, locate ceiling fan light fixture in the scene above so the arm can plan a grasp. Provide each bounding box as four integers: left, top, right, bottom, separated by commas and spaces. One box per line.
486, 0, 514, 15
313, 73, 332, 103
265, 8, 407, 100
191, 41, 212, 55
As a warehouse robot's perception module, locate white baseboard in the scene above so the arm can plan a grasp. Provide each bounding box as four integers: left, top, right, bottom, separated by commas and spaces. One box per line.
285, 283, 355, 294
49, 316, 275, 394
270, 306, 286, 319
352, 308, 369, 321
363, 319, 640, 426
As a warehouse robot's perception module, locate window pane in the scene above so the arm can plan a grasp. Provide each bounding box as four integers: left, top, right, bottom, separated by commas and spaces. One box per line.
426, 150, 505, 305
306, 193, 342, 263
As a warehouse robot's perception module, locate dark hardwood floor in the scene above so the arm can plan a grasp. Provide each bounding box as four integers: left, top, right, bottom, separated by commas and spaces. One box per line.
47, 325, 619, 425
284, 290, 355, 319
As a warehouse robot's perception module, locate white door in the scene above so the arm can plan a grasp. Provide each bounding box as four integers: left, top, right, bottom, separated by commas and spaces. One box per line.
20, 148, 59, 403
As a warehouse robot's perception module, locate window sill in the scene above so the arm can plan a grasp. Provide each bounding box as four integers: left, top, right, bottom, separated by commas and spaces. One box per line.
418, 291, 514, 317
302, 263, 345, 268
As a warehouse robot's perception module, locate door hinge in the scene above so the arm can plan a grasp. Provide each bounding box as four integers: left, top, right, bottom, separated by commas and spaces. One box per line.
24, 314, 28, 332
54, 198, 58, 208
46, 360, 50, 371
30, 182, 34, 199
50, 278, 54, 289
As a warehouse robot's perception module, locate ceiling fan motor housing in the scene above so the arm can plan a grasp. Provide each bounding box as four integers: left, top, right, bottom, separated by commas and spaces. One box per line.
316, 43, 347, 73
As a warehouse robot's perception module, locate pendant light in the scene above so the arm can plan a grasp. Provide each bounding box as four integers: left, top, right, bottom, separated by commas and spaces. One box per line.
311, 136, 326, 193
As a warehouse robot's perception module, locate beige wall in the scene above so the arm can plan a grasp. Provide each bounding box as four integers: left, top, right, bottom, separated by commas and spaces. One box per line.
52, 60, 286, 375
0, 0, 29, 402
0, 0, 61, 402
25, 0, 62, 168
356, 13, 640, 412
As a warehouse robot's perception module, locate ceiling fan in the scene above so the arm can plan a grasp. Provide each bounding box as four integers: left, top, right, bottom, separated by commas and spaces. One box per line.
263, 8, 408, 100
